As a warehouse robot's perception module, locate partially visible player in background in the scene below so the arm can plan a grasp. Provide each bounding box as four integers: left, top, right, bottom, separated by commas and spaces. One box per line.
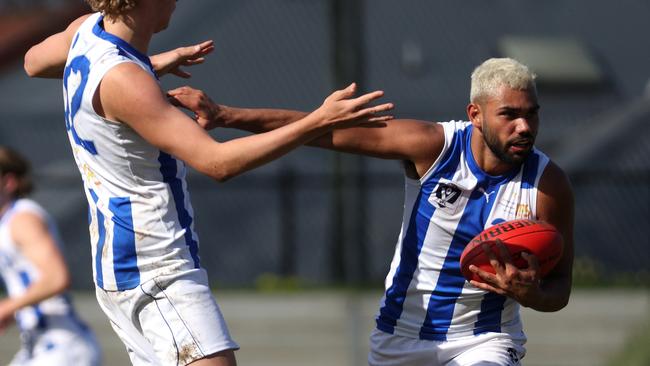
23, 0, 392, 365
0, 146, 101, 366
169, 57, 575, 366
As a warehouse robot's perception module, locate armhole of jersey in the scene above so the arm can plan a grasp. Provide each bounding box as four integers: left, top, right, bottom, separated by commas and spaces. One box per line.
10, 200, 47, 222
6, 200, 48, 245
531, 151, 550, 219
411, 121, 458, 184
84, 58, 133, 123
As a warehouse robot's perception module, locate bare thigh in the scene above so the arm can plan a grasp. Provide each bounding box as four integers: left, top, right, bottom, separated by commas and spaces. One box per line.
188, 349, 237, 366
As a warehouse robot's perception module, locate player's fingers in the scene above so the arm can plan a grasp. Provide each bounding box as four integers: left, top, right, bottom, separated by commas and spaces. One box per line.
469, 265, 504, 291
494, 239, 513, 263
171, 69, 191, 79
366, 115, 394, 123
330, 82, 357, 101
167, 95, 182, 107
521, 251, 540, 271
353, 90, 385, 105
354, 103, 395, 117
196, 40, 215, 52
469, 264, 496, 283
167, 89, 195, 108
481, 242, 503, 272
183, 57, 206, 66
177, 42, 213, 61
469, 280, 506, 295
193, 45, 215, 59
167, 86, 194, 96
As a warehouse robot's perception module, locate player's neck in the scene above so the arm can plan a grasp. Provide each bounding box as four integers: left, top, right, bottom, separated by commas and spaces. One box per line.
103, 16, 154, 55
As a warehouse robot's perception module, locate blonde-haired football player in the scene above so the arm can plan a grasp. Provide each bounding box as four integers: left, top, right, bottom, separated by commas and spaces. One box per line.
24, 1, 393, 365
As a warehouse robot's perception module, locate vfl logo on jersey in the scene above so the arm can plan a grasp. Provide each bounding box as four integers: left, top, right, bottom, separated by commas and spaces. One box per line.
431, 183, 461, 208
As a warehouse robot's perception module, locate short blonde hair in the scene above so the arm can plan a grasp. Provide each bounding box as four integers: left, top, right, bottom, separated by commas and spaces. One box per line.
85, 0, 137, 19
470, 58, 537, 103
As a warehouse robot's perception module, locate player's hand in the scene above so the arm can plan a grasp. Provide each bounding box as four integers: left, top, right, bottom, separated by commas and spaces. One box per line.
151, 40, 215, 79
0, 299, 16, 334
313, 83, 394, 129
469, 239, 542, 307
167, 86, 222, 130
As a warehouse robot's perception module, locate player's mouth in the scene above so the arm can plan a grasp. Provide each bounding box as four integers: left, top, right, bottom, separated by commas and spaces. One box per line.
508, 139, 533, 153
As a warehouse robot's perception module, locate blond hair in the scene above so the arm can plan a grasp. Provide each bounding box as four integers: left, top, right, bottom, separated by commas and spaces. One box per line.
0, 147, 33, 198
470, 58, 537, 103
85, 0, 137, 19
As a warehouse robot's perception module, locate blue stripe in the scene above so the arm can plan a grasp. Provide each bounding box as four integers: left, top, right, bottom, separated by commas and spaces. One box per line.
18, 271, 47, 329
92, 15, 156, 75
521, 152, 541, 190
419, 179, 501, 340
158, 152, 200, 268
109, 197, 140, 290
376, 126, 467, 334
474, 292, 507, 334
89, 190, 105, 289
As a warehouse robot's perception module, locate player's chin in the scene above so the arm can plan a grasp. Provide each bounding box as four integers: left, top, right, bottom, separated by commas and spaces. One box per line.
503, 151, 528, 165
507, 146, 532, 162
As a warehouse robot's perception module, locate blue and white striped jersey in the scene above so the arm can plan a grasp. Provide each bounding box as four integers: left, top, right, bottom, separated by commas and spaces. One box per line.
376, 120, 549, 341
0, 199, 80, 333
62, 13, 200, 291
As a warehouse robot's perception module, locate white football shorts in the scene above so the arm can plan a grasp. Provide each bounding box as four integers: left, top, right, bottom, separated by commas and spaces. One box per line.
368, 328, 526, 366
95, 268, 239, 365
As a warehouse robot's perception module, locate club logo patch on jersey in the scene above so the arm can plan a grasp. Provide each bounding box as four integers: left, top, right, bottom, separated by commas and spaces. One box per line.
515, 204, 531, 219
431, 183, 462, 208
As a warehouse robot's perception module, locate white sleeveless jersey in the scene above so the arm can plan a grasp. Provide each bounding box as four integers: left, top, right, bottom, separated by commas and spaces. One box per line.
376, 121, 549, 341
0, 199, 82, 333
62, 13, 200, 291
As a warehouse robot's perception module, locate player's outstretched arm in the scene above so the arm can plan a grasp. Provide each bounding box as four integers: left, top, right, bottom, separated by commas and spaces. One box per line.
24, 14, 91, 78
99, 65, 393, 181
149, 40, 215, 79
25, 14, 214, 79
168, 85, 445, 178
0, 211, 70, 333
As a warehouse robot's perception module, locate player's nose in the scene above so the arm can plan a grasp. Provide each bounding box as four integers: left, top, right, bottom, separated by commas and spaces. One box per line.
514, 117, 533, 135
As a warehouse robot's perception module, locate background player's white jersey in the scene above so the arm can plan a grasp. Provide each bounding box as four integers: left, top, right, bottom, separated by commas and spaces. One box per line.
0, 199, 84, 333
376, 121, 549, 341
62, 13, 200, 291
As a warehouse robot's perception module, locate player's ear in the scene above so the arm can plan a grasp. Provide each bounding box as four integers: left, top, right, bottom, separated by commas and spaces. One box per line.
467, 103, 482, 129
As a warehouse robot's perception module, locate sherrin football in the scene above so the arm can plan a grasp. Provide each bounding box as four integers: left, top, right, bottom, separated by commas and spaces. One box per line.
460, 219, 563, 283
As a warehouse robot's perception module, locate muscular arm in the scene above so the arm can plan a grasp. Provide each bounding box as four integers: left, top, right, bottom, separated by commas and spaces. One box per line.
99, 65, 390, 181
168, 87, 445, 178
24, 14, 91, 78
0, 212, 70, 331
526, 161, 575, 311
